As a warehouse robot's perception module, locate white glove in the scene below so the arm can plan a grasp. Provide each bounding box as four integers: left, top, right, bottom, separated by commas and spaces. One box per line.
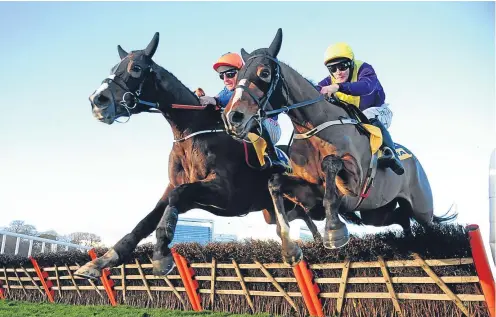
199, 96, 217, 107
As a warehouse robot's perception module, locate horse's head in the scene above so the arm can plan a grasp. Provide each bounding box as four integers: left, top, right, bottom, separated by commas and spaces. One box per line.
89, 32, 161, 124
223, 28, 286, 139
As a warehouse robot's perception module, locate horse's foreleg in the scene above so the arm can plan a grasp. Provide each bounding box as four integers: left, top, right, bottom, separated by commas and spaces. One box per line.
269, 173, 303, 266
152, 180, 228, 276
322, 155, 349, 249
75, 186, 173, 279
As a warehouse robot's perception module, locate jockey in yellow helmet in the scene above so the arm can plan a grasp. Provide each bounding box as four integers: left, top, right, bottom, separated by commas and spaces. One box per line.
317, 42, 404, 175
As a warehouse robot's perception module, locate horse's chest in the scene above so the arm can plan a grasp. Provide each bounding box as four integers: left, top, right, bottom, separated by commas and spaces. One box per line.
289, 139, 337, 184
171, 148, 209, 185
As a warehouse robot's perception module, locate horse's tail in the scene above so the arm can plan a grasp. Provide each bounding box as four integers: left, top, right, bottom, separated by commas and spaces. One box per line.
432, 203, 459, 224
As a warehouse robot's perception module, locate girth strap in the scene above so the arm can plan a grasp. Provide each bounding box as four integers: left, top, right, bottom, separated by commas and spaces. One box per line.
293, 118, 358, 140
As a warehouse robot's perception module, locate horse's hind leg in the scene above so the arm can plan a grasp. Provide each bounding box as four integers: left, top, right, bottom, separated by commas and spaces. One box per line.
322, 155, 348, 249
75, 186, 172, 279
361, 199, 413, 237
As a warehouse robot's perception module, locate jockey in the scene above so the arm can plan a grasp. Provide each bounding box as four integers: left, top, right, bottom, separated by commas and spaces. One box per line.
317, 42, 404, 175
199, 52, 287, 173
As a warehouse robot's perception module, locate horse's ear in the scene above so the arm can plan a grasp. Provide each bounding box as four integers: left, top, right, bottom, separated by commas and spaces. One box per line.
145, 32, 159, 58
268, 28, 283, 57
117, 45, 128, 59
241, 48, 250, 62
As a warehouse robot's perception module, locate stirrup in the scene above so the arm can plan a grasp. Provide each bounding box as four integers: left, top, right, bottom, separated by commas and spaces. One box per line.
381, 147, 395, 160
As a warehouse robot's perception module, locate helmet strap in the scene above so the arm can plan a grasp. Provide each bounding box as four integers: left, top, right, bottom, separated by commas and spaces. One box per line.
346, 61, 355, 82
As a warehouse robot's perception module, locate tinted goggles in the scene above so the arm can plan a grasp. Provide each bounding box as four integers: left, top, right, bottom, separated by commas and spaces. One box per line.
327, 61, 352, 73
219, 70, 237, 80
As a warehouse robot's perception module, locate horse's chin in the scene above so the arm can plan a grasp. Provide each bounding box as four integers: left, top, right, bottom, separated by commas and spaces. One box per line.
94, 113, 115, 125
231, 119, 256, 140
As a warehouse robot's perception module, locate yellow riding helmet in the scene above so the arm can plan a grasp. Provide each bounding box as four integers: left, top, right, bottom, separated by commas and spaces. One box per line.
324, 42, 354, 65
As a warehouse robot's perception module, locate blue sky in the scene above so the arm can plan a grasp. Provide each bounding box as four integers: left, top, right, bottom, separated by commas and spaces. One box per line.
1, 2, 494, 267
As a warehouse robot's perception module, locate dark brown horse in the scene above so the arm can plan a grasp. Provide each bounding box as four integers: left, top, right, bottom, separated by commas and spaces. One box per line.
223, 28, 457, 264
75, 32, 327, 278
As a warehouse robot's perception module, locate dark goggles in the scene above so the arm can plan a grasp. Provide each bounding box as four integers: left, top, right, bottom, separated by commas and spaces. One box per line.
219, 70, 238, 80
327, 61, 352, 73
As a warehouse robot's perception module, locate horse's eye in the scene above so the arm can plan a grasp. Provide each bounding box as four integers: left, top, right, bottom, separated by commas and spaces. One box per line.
260, 70, 270, 79
132, 65, 142, 72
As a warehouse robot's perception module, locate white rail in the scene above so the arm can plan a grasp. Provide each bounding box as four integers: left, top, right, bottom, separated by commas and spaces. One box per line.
0, 229, 91, 257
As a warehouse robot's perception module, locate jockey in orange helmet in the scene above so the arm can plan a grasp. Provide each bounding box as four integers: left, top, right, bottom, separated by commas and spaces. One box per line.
200, 52, 288, 173
317, 42, 404, 175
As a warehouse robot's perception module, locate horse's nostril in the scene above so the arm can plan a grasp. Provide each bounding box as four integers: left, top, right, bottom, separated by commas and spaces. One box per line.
96, 94, 110, 105
231, 111, 244, 123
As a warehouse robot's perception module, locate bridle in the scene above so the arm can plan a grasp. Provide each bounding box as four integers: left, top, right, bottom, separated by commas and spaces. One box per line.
234, 54, 325, 123
97, 57, 161, 123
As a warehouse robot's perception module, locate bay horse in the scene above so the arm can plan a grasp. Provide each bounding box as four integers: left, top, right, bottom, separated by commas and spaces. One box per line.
75, 32, 330, 278
223, 28, 457, 263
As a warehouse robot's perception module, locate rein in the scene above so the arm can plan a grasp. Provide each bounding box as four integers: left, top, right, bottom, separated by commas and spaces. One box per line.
236, 54, 326, 120
104, 63, 226, 143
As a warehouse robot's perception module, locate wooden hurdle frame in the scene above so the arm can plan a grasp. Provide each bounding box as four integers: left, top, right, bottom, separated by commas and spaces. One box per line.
0, 224, 494, 317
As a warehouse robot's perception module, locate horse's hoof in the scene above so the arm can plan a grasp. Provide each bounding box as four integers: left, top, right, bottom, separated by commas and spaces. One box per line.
152, 253, 176, 276
324, 226, 350, 249
74, 263, 101, 280
283, 246, 303, 267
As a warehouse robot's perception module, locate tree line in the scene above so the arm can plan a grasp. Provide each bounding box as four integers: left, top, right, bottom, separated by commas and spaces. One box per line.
1, 220, 103, 256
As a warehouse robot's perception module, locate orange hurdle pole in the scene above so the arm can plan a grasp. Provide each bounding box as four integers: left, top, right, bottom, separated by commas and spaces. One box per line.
466, 224, 495, 317
171, 248, 202, 311
292, 260, 324, 316
299, 260, 324, 317
88, 249, 117, 306
0, 279, 5, 299
29, 257, 55, 303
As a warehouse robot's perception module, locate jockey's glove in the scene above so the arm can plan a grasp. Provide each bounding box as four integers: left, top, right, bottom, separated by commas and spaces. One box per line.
199, 96, 217, 107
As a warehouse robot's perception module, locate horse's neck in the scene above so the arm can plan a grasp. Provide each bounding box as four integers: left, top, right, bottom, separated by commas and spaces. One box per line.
154, 66, 219, 139
281, 63, 348, 129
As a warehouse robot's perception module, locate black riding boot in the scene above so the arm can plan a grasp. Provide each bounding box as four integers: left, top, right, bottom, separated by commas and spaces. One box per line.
261, 125, 287, 174
369, 118, 405, 175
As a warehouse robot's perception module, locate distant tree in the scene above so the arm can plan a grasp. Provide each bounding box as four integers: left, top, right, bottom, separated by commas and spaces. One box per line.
38, 230, 59, 241
4, 220, 37, 235
69, 232, 102, 247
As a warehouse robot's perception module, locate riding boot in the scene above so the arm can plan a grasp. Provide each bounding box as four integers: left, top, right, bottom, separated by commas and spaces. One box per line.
369, 118, 405, 175
261, 125, 287, 174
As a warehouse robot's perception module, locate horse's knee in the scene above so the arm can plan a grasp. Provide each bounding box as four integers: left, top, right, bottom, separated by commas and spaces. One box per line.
157, 206, 179, 242
268, 174, 283, 195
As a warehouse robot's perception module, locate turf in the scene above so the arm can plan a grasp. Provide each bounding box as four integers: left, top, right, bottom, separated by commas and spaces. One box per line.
0, 300, 271, 317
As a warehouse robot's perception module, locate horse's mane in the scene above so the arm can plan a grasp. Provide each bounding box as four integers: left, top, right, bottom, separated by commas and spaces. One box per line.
278, 59, 322, 93
150, 61, 224, 126
151, 61, 200, 103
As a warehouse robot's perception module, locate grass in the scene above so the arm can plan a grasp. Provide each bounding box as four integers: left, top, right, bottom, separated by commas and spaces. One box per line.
0, 300, 272, 317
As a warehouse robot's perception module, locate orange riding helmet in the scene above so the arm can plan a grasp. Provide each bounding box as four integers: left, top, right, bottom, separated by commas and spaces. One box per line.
213, 52, 244, 72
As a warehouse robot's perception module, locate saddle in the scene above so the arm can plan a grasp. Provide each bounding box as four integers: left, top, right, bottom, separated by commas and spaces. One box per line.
326, 95, 382, 156
243, 133, 292, 174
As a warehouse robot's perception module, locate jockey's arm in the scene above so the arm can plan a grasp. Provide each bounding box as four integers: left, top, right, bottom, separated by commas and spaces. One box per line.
338, 63, 379, 96
316, 77, 332, 92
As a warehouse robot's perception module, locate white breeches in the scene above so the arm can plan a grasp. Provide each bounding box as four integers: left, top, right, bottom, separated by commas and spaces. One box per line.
263, 118, 281, 144
362, 103, 393, 129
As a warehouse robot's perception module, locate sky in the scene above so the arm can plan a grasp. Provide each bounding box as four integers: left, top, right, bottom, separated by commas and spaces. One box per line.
1, 1, 495, 269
